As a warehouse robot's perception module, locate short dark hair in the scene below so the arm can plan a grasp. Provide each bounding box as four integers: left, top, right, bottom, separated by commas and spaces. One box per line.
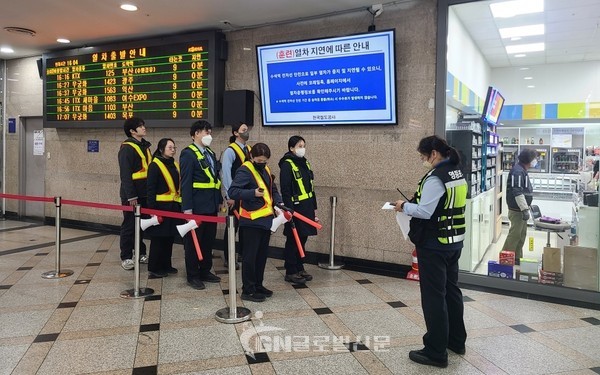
518, 149, 537, 164
288, 135, 305, 150
124, 117, 145, 137
190, 120, 212, 137
250, 142, 271, 159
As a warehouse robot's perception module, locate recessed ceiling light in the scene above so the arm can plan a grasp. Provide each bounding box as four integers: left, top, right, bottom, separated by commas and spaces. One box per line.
120, 4, 138, 11
0, 46, 14, 53
519, 67, 530, 70
511, 37, 522, 41
527, 85, 535, 88
524, 76, 533, 80
506, 43, 545, 54
490, 0, 544, 18
500, 24, 545, 39
57, 38, 70, 44
514, 54, 527, 57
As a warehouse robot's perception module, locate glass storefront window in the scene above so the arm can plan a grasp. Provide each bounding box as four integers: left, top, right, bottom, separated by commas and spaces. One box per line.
438, 0, 600, 300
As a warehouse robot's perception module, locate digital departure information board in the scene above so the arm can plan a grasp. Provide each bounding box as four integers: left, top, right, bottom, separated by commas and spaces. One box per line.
43, 31, 226, 128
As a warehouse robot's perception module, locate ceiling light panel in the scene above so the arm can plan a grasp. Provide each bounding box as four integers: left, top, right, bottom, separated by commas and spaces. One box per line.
499, 24, 545, 39
120, 4, 138, 11
490, 0, 544, 18
506, 42, 545, 54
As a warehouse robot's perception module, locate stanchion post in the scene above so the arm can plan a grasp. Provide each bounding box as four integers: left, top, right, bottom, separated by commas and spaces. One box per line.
215, 215, 251, 323
319, 196, 344, 270
121, 204, 154, 299
42, 196, 73, 279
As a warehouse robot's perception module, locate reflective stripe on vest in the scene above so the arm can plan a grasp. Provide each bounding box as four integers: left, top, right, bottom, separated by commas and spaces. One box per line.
229, 142, 251, 163
123, 142, 151, 180
415, 167, 467, 244
238, 161, 274, 220
187, 144, 222, 190
284, 159, 314, 202
153, 158, 182, 203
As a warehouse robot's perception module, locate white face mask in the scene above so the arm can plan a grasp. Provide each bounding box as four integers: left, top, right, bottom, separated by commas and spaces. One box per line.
201, 134, 213, 147
294, 147, 306, 158
530, 159, 538, 168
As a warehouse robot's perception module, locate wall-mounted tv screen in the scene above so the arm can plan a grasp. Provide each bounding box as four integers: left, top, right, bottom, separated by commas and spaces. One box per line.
43, 31, 226, 128
256, 30, 397, 126
481, 86, 505, 125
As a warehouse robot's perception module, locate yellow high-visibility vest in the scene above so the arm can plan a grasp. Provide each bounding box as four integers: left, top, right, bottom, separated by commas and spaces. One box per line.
153, 158, 182, 202
238, 161, 274, 220
187, 144, 222, 190
284, 159, 314, 202
123, 142, 152, 180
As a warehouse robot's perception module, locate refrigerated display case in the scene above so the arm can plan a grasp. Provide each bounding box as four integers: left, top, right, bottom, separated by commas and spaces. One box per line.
520, 145, 550, 173
551, 147, 582, 174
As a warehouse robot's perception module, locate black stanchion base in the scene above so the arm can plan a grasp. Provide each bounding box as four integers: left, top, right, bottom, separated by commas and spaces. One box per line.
120, 287, 154, 299
42, 270, 74, 279
215, 307, 251, 324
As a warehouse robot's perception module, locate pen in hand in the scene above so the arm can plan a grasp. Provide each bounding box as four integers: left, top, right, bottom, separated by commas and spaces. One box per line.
396, 188, 410, 201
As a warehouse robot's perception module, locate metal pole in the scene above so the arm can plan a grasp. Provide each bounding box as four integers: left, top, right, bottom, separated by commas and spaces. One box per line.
216, 215, 251, 323
121, 204, 154, 299
319, 196, 344, 270
42, 196, 73, 278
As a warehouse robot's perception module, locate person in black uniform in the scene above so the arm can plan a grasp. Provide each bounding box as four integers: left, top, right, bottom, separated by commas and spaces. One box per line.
118, 117, 151, 270
180, 120, 223, 290
502, 148, 537, 264
145, 138, 183, 278
394, 135, 468, 368
220, 122, 251, 269
278, 135, 318, 284
228, 143, 283, 302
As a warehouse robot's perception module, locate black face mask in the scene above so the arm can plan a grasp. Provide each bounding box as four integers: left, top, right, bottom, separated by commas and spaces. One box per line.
253, 162, 267, 171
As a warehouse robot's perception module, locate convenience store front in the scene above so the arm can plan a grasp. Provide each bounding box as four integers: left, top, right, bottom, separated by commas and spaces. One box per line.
436, 0, 600, 305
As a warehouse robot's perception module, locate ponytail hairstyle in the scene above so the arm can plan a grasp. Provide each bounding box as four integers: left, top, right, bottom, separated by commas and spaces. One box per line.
417, 135, 461, 166
229, 122, 247, 143
153, 138, 175, 159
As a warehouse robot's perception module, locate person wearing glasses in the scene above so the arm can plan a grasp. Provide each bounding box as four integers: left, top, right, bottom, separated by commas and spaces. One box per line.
145, 138, 183, 278
118, 117, 151, 270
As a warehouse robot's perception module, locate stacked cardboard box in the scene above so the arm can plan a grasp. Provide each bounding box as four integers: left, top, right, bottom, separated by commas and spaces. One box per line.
516, 258, 541, 284
542, 247, 562, 273
488, 261, 513, 279
499, 251, 515, 265
539, 269, 564, 286
564, 246, 598, 291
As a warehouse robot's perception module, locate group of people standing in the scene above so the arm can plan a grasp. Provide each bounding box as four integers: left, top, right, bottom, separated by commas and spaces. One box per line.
117, 117, 317, 301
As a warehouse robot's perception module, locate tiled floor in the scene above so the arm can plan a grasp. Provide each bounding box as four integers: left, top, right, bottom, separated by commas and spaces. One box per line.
1, 219, 599, 375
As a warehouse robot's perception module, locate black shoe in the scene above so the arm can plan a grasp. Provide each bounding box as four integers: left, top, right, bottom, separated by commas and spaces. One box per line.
187, 279, 206, 290
167, 267, 178, 274
448, 345, 466, 355
285, 273, 306, 284
408, 350, 448, 368
298, 270, 313, 281
199, 272, 221, 283
241, 292, 266, 302
256, 286, 273, 298
148, 271, 168, 278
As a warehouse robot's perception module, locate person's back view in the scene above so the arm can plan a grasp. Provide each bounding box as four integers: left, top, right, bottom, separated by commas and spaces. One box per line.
118, 117, 152, 270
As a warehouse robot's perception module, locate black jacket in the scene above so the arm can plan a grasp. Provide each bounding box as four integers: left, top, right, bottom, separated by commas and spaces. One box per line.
228, 163, 283, 231
118, 137, 152, 202
278, 152, 318, 237
145, 156, 184, 237
179, 144, 223, 215
506, 162, 533, 211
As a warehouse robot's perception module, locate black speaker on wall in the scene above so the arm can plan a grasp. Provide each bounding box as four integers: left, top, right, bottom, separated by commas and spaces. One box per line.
36, 58, 43, 79
223, 90, 254, 127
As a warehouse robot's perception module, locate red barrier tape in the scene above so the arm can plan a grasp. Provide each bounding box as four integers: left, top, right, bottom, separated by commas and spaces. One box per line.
0, 193, 226, 224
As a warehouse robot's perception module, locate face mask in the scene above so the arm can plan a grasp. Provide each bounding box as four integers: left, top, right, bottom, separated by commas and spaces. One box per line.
253, 162, 267, 171
294, 147, 306, 158
239, 131, 250, 141
530, 159, 538, 168
201, 134, 212, 147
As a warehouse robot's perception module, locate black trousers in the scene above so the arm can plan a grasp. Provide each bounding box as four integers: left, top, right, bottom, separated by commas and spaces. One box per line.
120, 198, 147, 260
148, 236, 174, 273
417, 245, 467, 361
223, 210, 243, 262
183, 221, 216, 281
284, 234, 307, 275
240, 226, 271, 294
